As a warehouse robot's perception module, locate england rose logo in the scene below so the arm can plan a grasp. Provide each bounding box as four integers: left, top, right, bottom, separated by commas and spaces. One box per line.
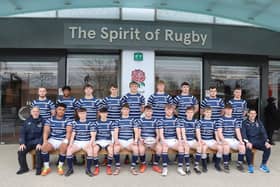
131, 69, 146, 88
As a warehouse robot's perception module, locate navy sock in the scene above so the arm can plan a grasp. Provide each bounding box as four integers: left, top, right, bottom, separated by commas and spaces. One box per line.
238, 154, 244, 163
223, 154, 229, 165
131, 155, 138, 168
93, 157, 99, 167
66, 155, 73, 170
153, 154, 160, 165
140, 155, 146, 164
86, 156, 93, 171
178, 153, 184, 167
215, 156, 221, 166
107, 156, 113, 167
114, 154, 120, 168
202, 158, 207, 168
195, 153, 201, 165
162, 152, 168, 168
184, 154, 190, 167
41, 152, 49, 163
58, 154, 66, 163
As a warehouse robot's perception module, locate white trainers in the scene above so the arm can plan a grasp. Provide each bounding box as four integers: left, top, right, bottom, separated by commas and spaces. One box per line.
177, 167, 186, 176
162, 167, 168, 176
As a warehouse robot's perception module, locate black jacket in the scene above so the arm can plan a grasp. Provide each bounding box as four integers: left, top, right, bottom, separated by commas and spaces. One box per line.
19, 116, 44, 146
241, 119, 268, 144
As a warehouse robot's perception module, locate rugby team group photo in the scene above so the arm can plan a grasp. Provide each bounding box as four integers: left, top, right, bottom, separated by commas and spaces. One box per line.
16, 80, 272, 177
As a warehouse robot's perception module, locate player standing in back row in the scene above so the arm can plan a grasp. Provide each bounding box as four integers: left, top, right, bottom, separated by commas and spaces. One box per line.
201, 86, 224, 122
173, 82, 199, 119
76, 84, 101, 122
147, 80, 173, 119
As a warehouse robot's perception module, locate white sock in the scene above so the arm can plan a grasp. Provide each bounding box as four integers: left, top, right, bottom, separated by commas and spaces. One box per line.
58, 162, 64, 167
43, 162, 49, 168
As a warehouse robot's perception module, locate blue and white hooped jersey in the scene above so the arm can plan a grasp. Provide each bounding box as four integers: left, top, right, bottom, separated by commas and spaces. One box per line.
44, 116, 72, 140
76, 97, 102, 122
196, 119, 217, 140
101, 96, 121, 121
201, 97, 224, 121
57, 96, 77, 120
216, 116, 240, 139
158, 116, 179, 139
93, 120, 115, 141
136, 117, 159, 139
114, 117, 138, 140
31, 99, 55, 120
228, 99, 247, 123
72, 120, 94, 141
173, 95, 198, 119
178, 118, 197, 141
147, 93, 173, 119
121, 93, 145, 119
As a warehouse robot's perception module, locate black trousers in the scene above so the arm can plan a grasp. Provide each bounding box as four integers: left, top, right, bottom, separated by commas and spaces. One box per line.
246, 142, 271, 165
18, 144, 42, 171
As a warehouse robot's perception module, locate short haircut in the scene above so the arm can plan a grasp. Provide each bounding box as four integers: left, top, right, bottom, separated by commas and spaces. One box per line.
224, 103, 233, 109
38, 87, 47, 90
77, 108, 87, 113
122, 103, 130, 109
209, 86, 217, 90
110, 83, 118, 89
248, 108, 257, 113
56, 103, 67, 109
157, 80, 165, 85
83, 84, 94, 90
99, 107, 108, 113
234, 86, 242, 91
204, 106, 212, 111
62, 86, 71, 91
186, 106, 195, 111
129, 81, 138, 87
165, 104, 173, 109
144, 105, 153, 110
181, 82, 190, 87
31, 106, 40, 111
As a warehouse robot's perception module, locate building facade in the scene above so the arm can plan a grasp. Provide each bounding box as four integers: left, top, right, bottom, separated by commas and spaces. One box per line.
1, 17, 280, 143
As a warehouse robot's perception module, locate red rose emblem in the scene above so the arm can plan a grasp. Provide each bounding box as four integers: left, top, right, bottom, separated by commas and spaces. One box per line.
131, 69, 145, 83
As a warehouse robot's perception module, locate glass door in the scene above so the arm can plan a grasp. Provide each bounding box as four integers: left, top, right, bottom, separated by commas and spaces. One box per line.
0, 61, 58, 144
209, 65, 260, 110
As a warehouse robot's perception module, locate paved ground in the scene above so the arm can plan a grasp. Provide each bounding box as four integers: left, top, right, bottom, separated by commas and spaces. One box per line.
0, 144, 279, 187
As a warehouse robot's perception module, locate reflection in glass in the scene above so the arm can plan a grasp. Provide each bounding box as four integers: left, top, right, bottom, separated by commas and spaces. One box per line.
67, 55, 120, 99
155, 57, 202, 101
210, 65, 260, 110
269, 61, 280, 103
0, 61, 58, 143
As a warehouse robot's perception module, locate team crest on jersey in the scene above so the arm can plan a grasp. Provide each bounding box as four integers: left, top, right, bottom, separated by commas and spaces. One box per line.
37, 122, 42, 128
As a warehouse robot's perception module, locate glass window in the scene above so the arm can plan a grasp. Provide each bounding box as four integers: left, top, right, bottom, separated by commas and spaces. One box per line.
210, 65, 260, 109
269, 60, 280, 101
0, 61, 58, 144
58, 8, 120, 19
122, 8, 155, 21
67, 54, 120, 98
155, 56, 202, 101
157, 9, 213, 23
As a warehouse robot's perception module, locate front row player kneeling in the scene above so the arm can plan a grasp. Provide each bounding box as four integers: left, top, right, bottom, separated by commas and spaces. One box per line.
65, 108, 95, 177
